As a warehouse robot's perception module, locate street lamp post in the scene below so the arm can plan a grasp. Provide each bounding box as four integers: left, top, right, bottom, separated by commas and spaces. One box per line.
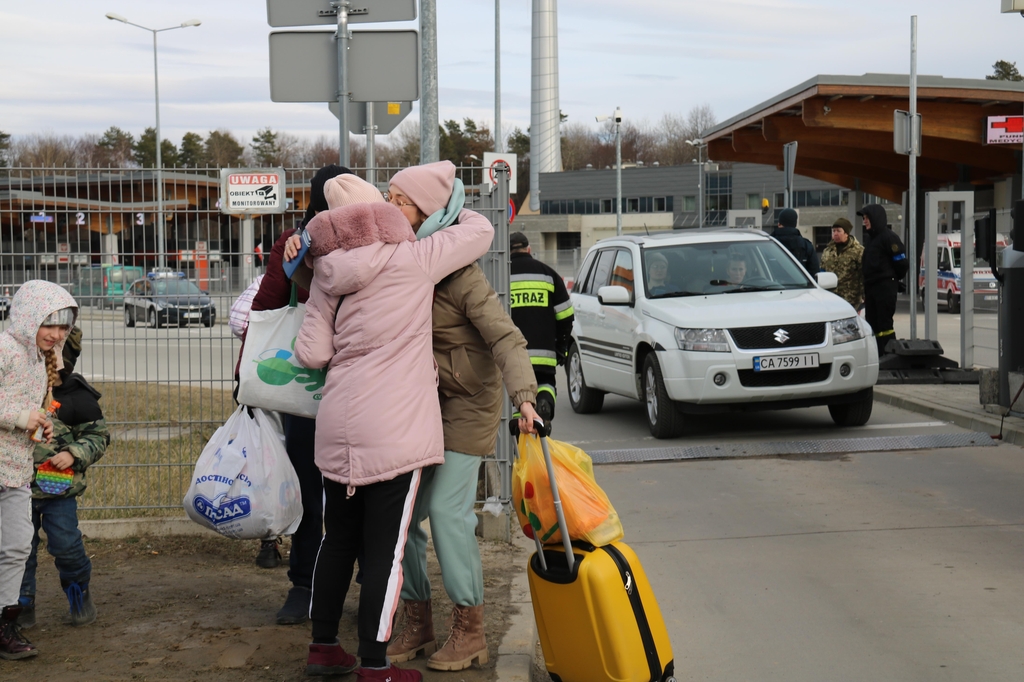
596, 108, 623, 235
685, 138, 707, 228
106, 12, 201, 270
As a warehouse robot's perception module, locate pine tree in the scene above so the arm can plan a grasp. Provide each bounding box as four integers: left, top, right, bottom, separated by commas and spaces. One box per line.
987, 60, 1024, 82
251, 127, 281, 166
133, 127, 178, 168
178, 132, 206, 167
204, 130, 245, 168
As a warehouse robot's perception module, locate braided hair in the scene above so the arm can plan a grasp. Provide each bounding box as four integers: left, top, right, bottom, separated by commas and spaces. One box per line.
44, 347, 61, 388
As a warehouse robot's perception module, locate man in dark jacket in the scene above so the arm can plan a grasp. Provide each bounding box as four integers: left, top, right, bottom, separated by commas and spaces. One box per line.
773, 208, 820, 275
858, 203, 908, 356
508, 232, 574, 422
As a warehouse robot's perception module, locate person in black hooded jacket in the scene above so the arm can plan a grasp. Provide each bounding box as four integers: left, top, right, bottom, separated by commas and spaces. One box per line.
772, 208, 819, 274
858, 203, 908, 355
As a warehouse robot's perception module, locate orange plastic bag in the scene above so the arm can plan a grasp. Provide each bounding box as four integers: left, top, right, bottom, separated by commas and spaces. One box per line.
512, 434, 624, 547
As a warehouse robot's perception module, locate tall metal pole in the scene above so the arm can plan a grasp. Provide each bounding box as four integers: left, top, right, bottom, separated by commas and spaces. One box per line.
336, 1, 350, 167
615, 119, 622, 235
494, 0, 502, 152
365, 102, 376, 185
909, 15, 919, 340
152, 30, 165, 269
105, 14, 200, 267
420, 0, 439, 163
698, 145, 704, 229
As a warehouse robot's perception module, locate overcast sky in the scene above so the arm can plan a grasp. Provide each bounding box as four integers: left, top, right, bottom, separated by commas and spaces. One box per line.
1, 0, 1022, 147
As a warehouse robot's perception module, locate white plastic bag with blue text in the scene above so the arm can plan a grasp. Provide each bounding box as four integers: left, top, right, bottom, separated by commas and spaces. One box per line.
183, 405, 303, 539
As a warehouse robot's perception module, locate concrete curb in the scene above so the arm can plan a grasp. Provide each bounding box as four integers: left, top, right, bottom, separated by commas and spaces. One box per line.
873, 386, 1024, 447
80, 516, 217, 539
497, 533, 538, 682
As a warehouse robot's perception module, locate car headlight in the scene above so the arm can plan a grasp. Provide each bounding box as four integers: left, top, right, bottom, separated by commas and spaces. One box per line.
831, 316, 866, 344
675, 328, 730, 352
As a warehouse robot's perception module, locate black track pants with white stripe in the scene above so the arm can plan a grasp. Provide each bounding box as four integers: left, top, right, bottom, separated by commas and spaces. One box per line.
310, 469, 421, 659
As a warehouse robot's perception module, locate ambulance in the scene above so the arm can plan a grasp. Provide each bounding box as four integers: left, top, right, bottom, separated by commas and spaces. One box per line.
918, 232, 1007, 313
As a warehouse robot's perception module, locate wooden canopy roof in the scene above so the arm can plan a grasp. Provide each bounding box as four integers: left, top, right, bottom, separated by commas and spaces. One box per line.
702, 74, 1024, 204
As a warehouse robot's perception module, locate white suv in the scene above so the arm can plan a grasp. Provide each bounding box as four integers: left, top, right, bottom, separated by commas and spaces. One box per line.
567, 230, 879, 438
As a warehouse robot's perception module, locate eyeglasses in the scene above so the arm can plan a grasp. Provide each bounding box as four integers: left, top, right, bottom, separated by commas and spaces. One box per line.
384, 192, 415, 209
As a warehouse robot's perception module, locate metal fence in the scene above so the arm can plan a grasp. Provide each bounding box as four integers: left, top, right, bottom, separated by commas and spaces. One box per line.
0, 164, 513, 519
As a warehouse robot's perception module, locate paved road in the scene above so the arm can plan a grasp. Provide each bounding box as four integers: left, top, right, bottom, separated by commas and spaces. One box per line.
544, 367, 1024, 681
0, 290, 981, 384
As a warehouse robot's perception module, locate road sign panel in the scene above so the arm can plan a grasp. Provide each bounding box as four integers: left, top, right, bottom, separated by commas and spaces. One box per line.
219, 168, 288, 215
986, 115, 1023, 145
267, 0, 416, 27
329, 100, 413, 135
894, 110, 923, 155
483, 152, 518, 194
269, 30, 419, 103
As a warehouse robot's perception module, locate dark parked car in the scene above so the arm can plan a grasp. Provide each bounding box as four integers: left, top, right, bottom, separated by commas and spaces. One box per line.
123, 272, 216, 328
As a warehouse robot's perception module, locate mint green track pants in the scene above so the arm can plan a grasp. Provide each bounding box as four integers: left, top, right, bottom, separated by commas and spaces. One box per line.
400, 450, 483, 607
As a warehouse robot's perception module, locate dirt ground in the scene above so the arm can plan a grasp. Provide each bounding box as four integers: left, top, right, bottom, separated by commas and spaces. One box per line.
6, 530, 525, 682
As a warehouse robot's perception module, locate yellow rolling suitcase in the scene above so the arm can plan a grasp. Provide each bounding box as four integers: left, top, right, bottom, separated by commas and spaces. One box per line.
513, 421, 675, 682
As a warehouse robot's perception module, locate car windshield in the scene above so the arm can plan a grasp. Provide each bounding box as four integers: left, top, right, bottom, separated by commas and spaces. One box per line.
153, 280, 202, 296
643, 240, 814, 298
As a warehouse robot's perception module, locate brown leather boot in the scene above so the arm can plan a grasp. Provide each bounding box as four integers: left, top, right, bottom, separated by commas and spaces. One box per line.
427, 603, 487, 671
386, 599, 436, 663
0, 605, 38, 660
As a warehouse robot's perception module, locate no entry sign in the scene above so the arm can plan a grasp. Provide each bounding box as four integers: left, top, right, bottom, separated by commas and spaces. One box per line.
483, 152, 518, 194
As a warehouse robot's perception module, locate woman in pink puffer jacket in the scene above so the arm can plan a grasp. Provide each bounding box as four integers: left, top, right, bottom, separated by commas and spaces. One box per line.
294, 182, 493, 682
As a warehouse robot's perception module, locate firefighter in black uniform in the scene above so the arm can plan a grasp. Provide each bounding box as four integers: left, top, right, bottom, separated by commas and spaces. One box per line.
858, 203, 909, 356
508, 232, 574, 422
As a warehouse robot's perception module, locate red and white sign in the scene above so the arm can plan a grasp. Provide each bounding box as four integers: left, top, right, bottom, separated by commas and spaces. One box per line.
219, 167, 287, 215
483, 152, 518, 194
986, 115, 1023, 145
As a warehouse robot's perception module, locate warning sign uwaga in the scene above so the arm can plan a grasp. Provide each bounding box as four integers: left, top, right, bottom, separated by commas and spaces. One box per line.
219, 168, 287, 214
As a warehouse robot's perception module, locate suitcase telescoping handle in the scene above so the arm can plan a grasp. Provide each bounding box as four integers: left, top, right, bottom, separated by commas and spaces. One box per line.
509, 419, 575, 572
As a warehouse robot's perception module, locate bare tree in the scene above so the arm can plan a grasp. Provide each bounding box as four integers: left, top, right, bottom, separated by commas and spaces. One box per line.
376, 120, 421, 170
11, 133, 82, 167
560, 122, 597, 170
686, 103, 717, 141
297, 135, 342, 168
657, 112, 692, 165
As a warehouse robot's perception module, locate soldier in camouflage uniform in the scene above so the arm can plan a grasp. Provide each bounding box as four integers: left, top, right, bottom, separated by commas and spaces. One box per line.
18, 327, 108, 629
820, 217, 865, 308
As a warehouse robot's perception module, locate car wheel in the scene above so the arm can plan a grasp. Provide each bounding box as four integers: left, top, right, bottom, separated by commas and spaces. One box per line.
828, 387, 874, 427
947, 290, 960, 314
124, 307, 134, 328
642, 353, 685, 439
148, 308, 161, 329
567, 343, 604, 414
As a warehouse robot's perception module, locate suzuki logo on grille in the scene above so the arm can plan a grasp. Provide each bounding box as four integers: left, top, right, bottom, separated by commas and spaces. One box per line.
773, 328, 790, 344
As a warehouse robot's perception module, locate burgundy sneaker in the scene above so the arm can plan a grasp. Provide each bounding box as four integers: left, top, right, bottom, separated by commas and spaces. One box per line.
306, 641, 358, 676
356, 662, 423, 682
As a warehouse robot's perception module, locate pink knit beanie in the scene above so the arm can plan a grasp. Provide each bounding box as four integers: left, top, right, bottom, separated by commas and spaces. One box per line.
388, 160, 456, 217
324, 174, 385, 209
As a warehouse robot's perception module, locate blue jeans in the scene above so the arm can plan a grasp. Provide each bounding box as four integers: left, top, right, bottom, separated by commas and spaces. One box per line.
19, 496, 91, 598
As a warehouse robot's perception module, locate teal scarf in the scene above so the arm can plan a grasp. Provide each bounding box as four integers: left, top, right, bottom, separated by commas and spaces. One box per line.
415, 179, 465, 240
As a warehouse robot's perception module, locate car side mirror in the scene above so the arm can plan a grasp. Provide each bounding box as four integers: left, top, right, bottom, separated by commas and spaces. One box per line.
597, 285, 632, 305
816, 271, 838, 290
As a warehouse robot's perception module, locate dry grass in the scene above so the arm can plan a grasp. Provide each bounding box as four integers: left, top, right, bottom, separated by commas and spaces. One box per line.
78, 382, 235, 520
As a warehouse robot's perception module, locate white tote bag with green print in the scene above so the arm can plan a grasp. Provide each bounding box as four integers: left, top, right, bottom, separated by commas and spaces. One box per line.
237, 284, 327, 418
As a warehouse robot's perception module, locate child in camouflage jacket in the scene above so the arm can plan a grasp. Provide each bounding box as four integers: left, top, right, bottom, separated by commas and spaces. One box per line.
17, 327, 109, 629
